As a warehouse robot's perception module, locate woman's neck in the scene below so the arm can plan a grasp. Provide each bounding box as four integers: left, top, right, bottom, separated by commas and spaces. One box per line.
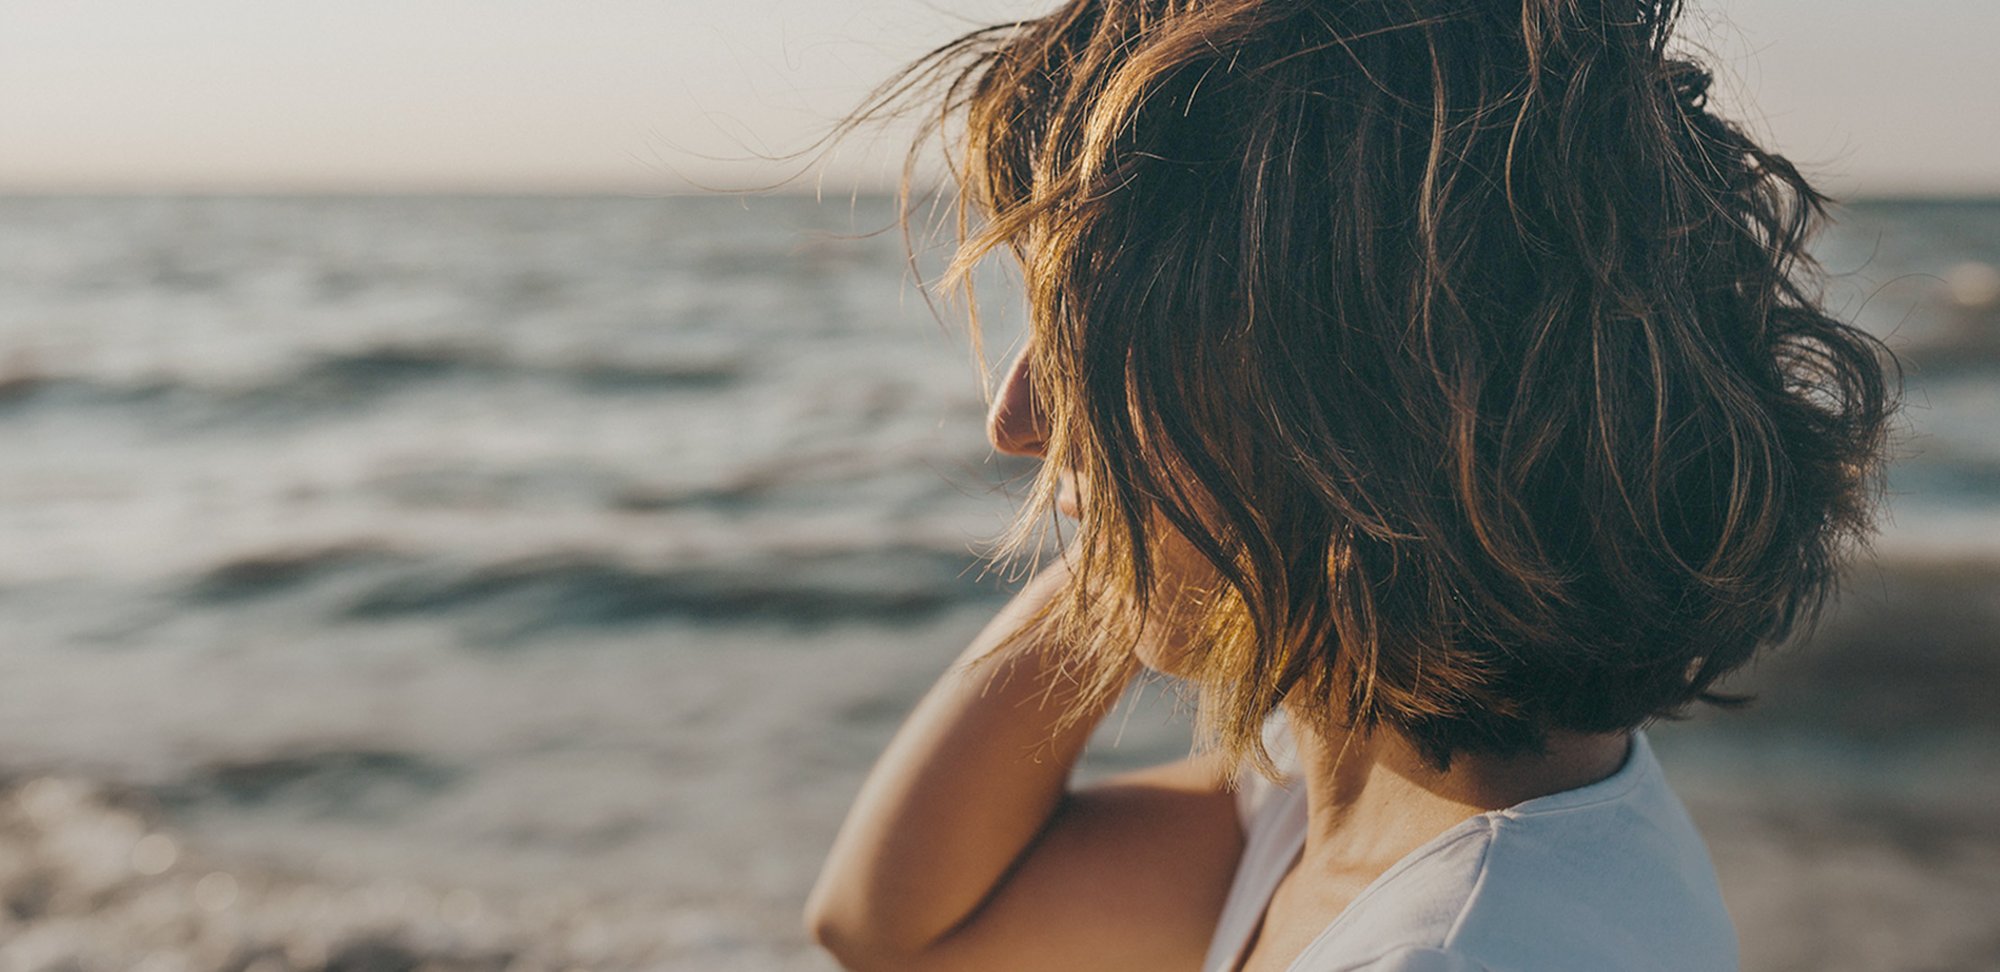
1280, 705, 1633, 872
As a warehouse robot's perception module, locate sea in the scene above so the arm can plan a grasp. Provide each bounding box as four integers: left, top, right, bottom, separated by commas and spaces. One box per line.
0, 194, 1993, 972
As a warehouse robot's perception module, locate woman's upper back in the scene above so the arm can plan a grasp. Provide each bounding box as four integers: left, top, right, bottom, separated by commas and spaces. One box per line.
1207, 713, 1737, 972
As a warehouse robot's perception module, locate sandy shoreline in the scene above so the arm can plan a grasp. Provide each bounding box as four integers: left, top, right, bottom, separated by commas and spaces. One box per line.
5, 761, 1994, 971
0, 776, 820, 972
2, 557, 1993, 971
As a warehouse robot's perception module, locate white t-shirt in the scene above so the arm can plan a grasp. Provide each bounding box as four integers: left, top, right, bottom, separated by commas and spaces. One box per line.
1204, 712, 1738, 972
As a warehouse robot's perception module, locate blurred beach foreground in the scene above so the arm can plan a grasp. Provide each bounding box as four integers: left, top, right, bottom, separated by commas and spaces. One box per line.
0, 195, 1992, 971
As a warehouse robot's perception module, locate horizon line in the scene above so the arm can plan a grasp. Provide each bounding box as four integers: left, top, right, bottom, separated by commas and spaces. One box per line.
3, 186, 1996, 204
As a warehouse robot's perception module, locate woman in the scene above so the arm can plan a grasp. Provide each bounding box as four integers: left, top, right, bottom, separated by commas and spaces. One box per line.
804, 1, 1894, 969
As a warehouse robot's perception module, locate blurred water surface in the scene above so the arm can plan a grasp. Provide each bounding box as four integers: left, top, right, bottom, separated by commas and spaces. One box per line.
0, 194, 1993, 971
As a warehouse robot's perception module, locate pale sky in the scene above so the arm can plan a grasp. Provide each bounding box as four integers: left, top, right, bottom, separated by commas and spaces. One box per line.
0, 0, 1991, 195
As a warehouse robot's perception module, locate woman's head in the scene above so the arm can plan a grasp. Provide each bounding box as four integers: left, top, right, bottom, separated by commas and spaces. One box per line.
858, 0, 1896, 776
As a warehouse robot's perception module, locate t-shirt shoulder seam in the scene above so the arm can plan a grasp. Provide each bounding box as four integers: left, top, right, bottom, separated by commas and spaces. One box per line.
1315, 816, 1496, 953
1332, 943, 1494, 972
1436, 814, 1499, 950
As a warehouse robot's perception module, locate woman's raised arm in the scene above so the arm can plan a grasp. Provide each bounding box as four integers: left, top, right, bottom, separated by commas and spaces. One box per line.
802, 561, 1247, 972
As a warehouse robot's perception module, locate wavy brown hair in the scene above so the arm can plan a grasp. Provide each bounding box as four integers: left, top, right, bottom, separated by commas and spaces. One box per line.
840, 0, 1895, 775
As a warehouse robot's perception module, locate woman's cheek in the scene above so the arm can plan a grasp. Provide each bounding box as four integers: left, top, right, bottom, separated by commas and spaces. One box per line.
1056, 472, 1216, 679
1129, 528, 1219, 679
1056, 470, 1087, 519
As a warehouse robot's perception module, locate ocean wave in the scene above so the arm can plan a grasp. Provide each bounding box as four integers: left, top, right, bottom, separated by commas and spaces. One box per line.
188, 544, 402, 602
341, 547, 994, 634
180, 541, 999, 634
0, 344, 745, 421
284, 345, 747, 395
155, 748, 459, 816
